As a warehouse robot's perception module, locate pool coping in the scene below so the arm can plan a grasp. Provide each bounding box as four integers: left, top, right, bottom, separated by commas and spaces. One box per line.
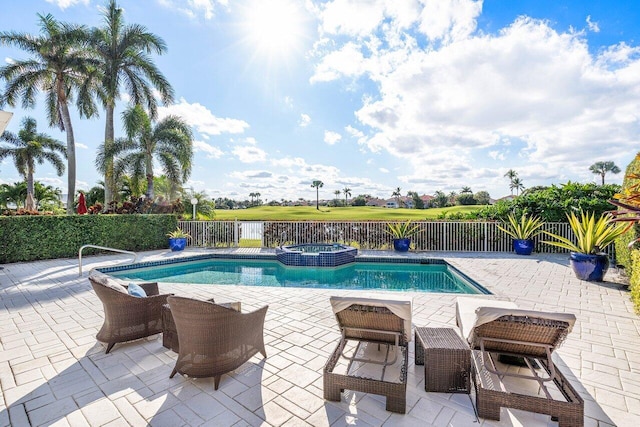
96, 252, 491, 295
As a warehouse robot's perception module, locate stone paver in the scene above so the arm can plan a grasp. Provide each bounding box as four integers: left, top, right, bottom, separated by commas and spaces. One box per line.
0, 248, 638, 426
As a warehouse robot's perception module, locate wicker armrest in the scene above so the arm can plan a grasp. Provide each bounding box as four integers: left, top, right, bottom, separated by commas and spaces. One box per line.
139, 282, 159, 296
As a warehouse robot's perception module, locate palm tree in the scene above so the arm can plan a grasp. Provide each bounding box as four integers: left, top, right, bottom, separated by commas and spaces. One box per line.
254, 192, 261, 205
0, 182, 27, 209
433, 190, 448, 208
311, 180, 324, 210
33, 181, 62, 210
0, 117, 65, 210
96, 105, 192, 201
334, 189, 341, 205
249, 192, 256, 205
589, 161, 621, 185
504, 169, 518, 195
460, 186, 472, 194
0, 14, 100, 214
343, 187, 351, 206
510, 177, 525, 195
91, 0, 174, 204
392, 187, 402, 206
448, 191, 458, 205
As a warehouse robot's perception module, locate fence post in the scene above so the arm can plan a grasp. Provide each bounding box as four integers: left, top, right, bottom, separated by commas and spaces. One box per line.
234, 219, 239, 247
484, 222, 488, 252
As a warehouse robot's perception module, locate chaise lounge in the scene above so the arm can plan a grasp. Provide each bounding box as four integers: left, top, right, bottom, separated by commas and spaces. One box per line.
456, 297, 584, 427
323, 296, 412, 413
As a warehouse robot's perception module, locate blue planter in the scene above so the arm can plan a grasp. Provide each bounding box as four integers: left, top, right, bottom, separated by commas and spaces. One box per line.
570, 252, 609, 282
513, 239, 534, 255
393, 238, 411, 252
169, 237, 187, 252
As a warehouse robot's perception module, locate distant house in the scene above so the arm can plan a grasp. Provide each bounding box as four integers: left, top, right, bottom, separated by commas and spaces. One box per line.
366, 197, 386, 207
385, 197, 413, 208
420, 194, 434, 208
385, 199, 399, 208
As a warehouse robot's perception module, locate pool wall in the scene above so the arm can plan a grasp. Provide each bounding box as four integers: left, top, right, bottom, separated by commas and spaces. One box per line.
275, 243, 357, 267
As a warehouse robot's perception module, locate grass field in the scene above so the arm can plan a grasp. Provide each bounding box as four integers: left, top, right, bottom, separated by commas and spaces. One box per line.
210, 205, 486, 221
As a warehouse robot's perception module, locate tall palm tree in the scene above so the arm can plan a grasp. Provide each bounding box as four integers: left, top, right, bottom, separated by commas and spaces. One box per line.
504, 169, 518, 195
254, 192, 261, 205
249, 192, 256, 205
0, 14, 100, 214
311, 180, 324, 210
334, 189, 341, 205
392, 187, 402, 206
510, 177, 525, 195
91, 0, 174, 204
96, 105, 192, 201
589, 161, 621, 185
0, 117, 65, 210
460, 186, 472, 194
343, 187, 351, 206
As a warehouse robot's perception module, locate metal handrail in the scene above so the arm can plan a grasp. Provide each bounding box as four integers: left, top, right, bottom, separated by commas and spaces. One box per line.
78, 245, 138, 276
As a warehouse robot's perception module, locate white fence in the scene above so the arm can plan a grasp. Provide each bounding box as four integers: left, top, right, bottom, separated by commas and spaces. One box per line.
177, 220, 605, 255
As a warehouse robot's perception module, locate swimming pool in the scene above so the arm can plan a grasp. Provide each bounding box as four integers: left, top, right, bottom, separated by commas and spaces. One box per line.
101, 255, 489, 294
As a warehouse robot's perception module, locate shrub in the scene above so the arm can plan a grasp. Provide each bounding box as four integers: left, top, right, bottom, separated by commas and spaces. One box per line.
629, 250, 640, 313
613, 152, 640, 273
0, 214, 178, 263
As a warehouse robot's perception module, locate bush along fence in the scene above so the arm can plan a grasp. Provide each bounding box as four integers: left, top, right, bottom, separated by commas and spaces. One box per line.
0, 214, 178, 263
178, 220, 609, 255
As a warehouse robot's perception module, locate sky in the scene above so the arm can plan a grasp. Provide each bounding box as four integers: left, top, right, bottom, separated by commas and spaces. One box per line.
2, 0, 640, 203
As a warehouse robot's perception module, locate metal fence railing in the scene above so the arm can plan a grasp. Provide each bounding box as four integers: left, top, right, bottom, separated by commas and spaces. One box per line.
177, 220, 608, 256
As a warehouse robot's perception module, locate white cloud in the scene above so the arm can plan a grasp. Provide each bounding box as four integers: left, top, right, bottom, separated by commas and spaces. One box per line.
586, 15, 600, 33
158, 98, 249, 136
4, 57, 15, 65
299, 113, 311, 127
157, 0, 222, 20
193, 140, 224, 158
45, 0, 89, 9
324, 130, 342, 145
232, 145, 267, 163
76, 143, 89, 149
488, 151, 505, 161
379, 167, 389, 173
311, 7, 640, 194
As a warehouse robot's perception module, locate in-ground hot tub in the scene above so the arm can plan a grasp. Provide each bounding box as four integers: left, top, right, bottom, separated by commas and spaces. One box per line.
276, 243, 357, 267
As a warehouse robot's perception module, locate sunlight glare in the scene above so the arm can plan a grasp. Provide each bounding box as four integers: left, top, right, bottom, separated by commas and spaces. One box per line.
242, 0, 305, 58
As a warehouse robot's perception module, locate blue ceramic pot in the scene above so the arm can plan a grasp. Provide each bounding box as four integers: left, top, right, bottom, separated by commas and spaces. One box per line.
169, 237, 187, 252
393, 238, 411, 252
569, 252, 609, 281
513, 239, 534, 255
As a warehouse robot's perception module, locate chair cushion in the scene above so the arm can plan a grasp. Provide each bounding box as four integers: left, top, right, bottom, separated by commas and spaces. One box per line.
127, 283, 147, 298
330, 296, 412, 341
90, 273, 128, 294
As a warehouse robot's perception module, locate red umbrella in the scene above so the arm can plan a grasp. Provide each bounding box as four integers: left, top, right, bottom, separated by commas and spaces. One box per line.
77, 192, 88, 215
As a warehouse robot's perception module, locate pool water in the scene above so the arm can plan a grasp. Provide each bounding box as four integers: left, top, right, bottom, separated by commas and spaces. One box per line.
107, 258, 488, 294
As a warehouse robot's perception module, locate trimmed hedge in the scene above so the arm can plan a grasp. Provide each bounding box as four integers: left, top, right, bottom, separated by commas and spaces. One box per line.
614, 152, 640, 274
630, 251, 640, 313
0, 215, 178, 263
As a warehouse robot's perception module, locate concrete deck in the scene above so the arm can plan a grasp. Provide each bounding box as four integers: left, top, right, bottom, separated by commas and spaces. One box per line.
0, 249, 639, 426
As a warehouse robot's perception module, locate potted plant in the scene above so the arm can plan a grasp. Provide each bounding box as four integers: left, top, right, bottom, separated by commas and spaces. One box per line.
497, 213, 545, 255
543, 211, 630, 281
385, 220, 421, 252
167, 227, 191, 252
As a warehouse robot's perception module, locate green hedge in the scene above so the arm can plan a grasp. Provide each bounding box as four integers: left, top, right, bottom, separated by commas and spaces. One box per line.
629, 250, 640, 313
0, 215, 178, 263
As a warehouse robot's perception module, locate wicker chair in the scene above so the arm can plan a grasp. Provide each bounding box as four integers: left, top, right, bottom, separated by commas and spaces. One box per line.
323, 296, 412, 414
89, 276, 170, 354
167, 296, 268, 390
456, 297, 584, 427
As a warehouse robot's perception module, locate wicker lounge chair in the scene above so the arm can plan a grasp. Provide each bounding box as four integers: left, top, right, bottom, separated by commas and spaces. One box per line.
323, 296, 412, 414
167, 296, 268, 390
456, 297, 584, 427
89, 274, 170, 354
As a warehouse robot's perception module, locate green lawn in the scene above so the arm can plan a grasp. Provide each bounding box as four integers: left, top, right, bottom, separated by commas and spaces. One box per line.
211, 205, 486, 221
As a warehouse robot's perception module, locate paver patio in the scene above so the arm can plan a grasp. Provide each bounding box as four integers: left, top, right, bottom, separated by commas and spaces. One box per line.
1, 248, 639, 426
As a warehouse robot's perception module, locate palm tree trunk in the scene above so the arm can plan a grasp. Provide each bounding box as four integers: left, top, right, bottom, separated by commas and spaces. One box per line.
601, 173, 605, 186
26, 168, 35, 211
103, 105, 115, 205
316, 188, 319, 210
145, 154, 154, 200
59, 100, 76, 215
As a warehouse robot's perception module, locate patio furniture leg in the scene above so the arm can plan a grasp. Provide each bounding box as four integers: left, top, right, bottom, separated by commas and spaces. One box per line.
323, 380, 341, 402
386, 396, 406, 413
214, 375, 221, 390
105, 342, 115, 354
169, 368, 177, 378
477, 398, 500, 421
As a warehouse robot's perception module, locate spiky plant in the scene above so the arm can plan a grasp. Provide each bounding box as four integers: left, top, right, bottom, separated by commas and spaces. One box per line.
543, 211, 630, 254
497, 213, 545, 240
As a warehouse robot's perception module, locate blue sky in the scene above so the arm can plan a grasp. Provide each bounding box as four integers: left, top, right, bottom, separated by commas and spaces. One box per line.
2, 0, 640, 203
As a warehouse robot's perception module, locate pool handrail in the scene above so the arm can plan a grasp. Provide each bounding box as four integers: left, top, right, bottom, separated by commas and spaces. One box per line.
78, 245, 138, 276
